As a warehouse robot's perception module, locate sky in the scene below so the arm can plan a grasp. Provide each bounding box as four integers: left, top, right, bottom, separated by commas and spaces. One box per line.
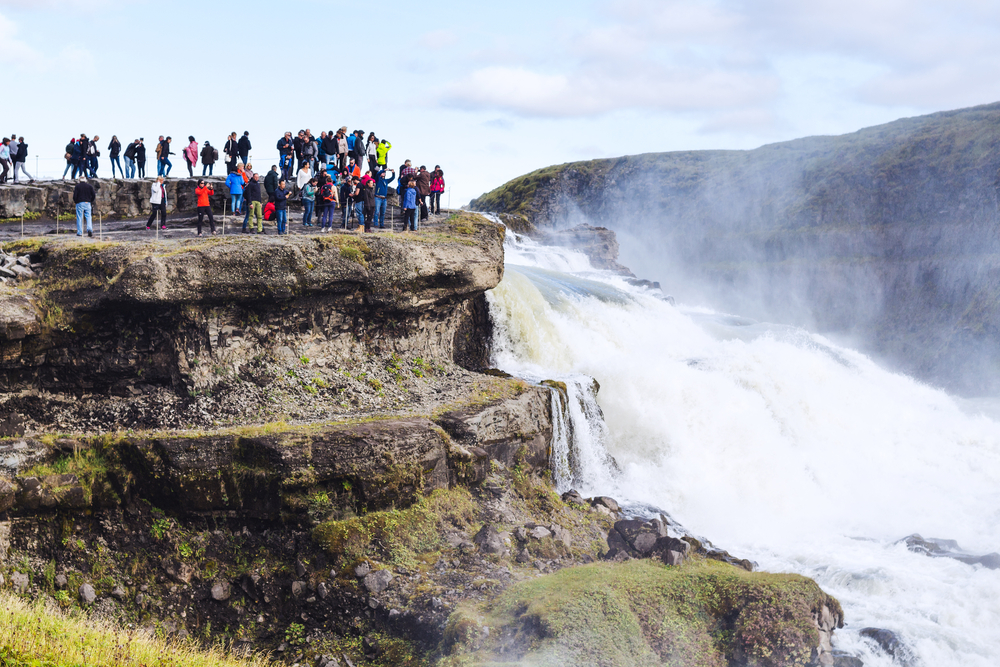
5, 0, 1000, 205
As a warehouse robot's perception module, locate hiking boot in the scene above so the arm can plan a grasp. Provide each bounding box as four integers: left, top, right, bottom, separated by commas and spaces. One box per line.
88, 231, 93, 237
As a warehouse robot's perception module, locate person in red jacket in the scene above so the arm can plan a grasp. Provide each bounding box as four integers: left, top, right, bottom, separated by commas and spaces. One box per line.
194, 179, 216, 236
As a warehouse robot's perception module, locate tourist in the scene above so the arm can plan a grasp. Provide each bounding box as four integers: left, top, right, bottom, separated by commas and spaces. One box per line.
135, 139, 147, 179
157, 136, 172, 177
361, 178, 376, 233
13, 137, 33, 183
296, 160, 312, 193
376, 139, 391, 170
416, 166, 431, 221
225, 167, 244, 217
194, 179, 216, 236
317, 176, 336, 231
400, 159, 415, 182
62, 138, 77, 179
277, 132, 293, 180
86, 135, 100, 178
293, 131, 305, 174
366, 133, 379, 175
351, 178, 366, 231
183, 136, 199, 178
301, 136, 318, 174
224, 132, 238, 174
243, 172, 263, 234
340, 176, 355, 228
72, 176, 96, 237
264, 165, 279, 203
77, 134, 90, 177
0, 138, 9, 183
322, 131, 338, 170
200, 141, 216, 176
351, 130, 366, 168
237, 131, 251, 165
402, 177, 418, 231
123, 140, 137, 179
8, 137, 18, 176
108, 136, 122, 179
430, 167, 445, 214
273, 179, 289, 235
374, 168, 395, 229
147, 175, 167, 230
335, 127, 348, 170
301, 177, 317, 227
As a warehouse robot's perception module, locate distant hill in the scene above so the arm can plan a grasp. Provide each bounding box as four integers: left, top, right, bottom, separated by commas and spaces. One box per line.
472, 102, 1000, 395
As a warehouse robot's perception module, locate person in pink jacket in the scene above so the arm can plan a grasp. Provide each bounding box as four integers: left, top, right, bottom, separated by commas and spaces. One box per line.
183, 136, 199, 178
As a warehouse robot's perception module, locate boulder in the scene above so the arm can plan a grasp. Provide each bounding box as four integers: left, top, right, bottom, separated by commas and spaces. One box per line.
161, 558, 196, 585
111, 586, 127, 601
79, 583, 96, 605
549, 524, 572, 549
291, 581, 307, 598
859, 627, 915, 665
0, 478, 15, 513
527, 526, 552, 541
561, 489, 585, 505
590, 496, 620, 513
363, 569, 393, 595
211, 580, 231, 601
54, 574, 68, 589
11, 572, 29, 593
473, 524, 506, 555
353, 562, 371, 578
317, 582, 329, 600
662, 550, 685, 566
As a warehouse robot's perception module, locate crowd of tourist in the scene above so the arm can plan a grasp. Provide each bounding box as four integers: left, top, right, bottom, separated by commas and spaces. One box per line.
0, 135, 35, 184
46, 128, 446, 237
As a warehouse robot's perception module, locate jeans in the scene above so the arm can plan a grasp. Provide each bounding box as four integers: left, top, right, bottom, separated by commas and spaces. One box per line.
75, 202, 92, 235
244, 201, 262, 232
276, 209, 287, 234
431, 191, 442, 213
374, 197, 387, 228
158, 157, 171, 176
13, 162, 33, 182
354, 202, 365, 230
88, 156, 98, 178
124, 156, 135, 178
110, 156, 123, 178
404, 207, 417, 231
63, 161, 73, 178
320, 204, 335, 227
230, 194, 243, 215
202, 163, 213, 176
302, 199, 314, 226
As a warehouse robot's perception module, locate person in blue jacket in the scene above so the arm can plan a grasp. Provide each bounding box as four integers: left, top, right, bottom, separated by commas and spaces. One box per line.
402, 177, 418, 231
373, 168, 395, 229
225, 169, 244, 216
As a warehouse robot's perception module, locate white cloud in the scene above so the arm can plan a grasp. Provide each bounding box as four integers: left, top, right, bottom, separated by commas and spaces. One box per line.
441, 0, 1000, 119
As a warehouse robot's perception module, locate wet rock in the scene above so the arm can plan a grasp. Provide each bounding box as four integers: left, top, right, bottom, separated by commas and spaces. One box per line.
473, 524, 506, 555
211, 580, 231, 601
79, 583, 96, 605
830, 650, 864, 667
590, 496, 620, 513
363, 569, 393, 594
561, 489, 585, 505
11, 572, 28, 593
900, 533, 1000, 569
859, 628, 915, 665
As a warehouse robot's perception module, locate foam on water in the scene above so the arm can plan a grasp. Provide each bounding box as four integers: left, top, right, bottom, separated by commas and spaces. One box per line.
487, 229, 1000, 666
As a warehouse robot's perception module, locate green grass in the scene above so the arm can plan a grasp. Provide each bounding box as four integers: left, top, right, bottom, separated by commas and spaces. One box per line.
312, 487, 478, 569
0, 592, 267, 667
440, 559, 842, 667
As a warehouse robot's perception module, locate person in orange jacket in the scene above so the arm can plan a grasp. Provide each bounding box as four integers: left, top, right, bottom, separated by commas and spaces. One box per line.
194, 179, 216, 236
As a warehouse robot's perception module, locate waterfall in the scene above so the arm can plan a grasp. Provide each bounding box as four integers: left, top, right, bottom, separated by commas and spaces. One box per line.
486, 227, 1000, 667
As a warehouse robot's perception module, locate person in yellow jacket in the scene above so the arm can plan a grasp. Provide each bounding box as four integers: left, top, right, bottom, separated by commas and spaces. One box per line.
376, 139, 391, 168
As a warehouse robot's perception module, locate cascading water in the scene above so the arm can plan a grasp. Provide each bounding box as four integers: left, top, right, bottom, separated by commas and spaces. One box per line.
487, 228, 1000, 667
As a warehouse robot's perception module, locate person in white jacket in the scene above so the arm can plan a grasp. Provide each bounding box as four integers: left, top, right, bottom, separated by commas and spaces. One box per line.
147, 176, 168, 230
296, 161, 312, 192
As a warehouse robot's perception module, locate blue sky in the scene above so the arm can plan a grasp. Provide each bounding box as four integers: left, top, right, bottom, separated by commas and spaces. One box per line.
5, 0, 1000, 204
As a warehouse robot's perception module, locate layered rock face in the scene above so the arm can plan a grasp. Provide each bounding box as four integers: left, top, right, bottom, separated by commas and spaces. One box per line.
473, 102, 1000, 394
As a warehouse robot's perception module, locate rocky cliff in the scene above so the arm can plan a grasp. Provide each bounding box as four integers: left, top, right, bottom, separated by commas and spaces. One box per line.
0, 214, 845, 667
472, 101, 1000, 395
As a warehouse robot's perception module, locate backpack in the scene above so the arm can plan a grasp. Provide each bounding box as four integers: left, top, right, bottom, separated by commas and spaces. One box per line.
212, 148, 219, 161
320, 182, 334, 202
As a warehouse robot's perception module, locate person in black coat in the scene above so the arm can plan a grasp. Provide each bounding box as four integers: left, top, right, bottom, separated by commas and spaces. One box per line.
237, 131, 251, 165
135, 139, 147, 178
201, 141, 216, 176
242, 172, 263, 233
264, 165, 279, 203
72, 178, 96, 237
108, 136, 122, 178
224, 133, 238, 174
123, 140, 137, 178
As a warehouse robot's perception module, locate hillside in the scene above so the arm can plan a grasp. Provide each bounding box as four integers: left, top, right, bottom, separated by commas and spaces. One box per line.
471, 102, 1000, 395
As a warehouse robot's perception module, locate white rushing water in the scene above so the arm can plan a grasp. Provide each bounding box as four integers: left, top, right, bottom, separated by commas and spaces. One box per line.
487, 229, 1000, 666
